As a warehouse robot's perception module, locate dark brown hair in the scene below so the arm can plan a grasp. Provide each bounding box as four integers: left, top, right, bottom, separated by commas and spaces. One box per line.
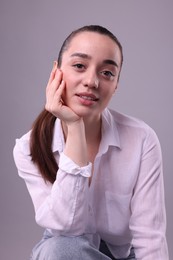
30, 25, 123, 183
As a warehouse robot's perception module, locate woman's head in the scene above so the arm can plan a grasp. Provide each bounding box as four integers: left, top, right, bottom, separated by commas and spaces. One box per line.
56, 25, 123, 119
58, 25, 123, 69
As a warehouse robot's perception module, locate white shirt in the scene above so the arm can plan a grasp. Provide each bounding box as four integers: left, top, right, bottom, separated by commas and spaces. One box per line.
13, 108, 169, 259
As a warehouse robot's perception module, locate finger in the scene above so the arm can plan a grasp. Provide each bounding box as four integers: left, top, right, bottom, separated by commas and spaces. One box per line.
47, 61, 58, 86
54, 79, 66, 103
56, 79, 65, 96
46, 72, 63, 110
46, 68, 63, 97
45, 80, 66, 114
45, 74, 65, 107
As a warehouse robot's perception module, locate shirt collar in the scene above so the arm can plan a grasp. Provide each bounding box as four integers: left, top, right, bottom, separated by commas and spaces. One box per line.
99, 108, 121, 154
52, 108, 121, 153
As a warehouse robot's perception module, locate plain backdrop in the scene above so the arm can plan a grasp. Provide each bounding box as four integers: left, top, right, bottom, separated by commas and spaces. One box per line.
0, 0, 172, 259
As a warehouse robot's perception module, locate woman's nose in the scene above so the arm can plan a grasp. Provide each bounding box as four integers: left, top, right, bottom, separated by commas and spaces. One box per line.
83, 71, 99, 89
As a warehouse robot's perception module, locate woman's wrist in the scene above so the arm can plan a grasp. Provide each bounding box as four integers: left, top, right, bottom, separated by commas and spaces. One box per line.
63, 119, 88, 167
66, 117, 84, 128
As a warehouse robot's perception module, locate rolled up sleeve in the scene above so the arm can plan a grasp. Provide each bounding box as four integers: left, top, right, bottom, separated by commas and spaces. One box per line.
13, 138, 92, 236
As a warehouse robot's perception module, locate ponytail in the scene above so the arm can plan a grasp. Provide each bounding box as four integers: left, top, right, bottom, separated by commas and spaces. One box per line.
30, 109, 58, 183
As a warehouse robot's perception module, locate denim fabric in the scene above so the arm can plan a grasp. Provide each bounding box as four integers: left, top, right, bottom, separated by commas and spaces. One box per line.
99, 240, 136, 260
30, 230, 136, 260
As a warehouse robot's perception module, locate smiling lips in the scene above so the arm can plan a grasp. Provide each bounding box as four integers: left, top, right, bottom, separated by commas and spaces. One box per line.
76, 92, 99, 102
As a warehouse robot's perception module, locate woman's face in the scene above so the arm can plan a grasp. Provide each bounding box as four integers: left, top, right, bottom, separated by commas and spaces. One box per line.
60, 31, 122, 120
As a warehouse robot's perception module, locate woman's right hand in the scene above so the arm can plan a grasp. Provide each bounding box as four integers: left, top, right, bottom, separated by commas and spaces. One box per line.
45, 61, 81, 125
45, 62, 88, 167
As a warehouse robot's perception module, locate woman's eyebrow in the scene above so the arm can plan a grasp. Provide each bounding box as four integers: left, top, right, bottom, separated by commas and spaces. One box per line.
70, 52, 119, 68
70, 52, 91, 59
103, 59, 118, 68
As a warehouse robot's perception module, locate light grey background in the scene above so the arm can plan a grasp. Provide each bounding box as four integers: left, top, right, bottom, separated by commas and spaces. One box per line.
0, 0, 172, 259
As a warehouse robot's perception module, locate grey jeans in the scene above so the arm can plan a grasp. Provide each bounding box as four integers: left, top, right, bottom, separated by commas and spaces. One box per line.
30, 230, 136, 260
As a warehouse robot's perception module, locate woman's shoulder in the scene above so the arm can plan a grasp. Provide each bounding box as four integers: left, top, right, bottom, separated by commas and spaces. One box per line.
105, 108, 148, 128
104, 108, 159, 143
14, 130, 32, 156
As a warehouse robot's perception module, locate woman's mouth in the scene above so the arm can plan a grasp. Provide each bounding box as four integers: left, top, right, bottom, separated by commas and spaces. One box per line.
76, 93, 99, 101
75, 93, 99, 106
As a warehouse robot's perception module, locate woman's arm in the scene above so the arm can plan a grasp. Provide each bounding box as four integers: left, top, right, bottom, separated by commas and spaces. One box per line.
13, 134, 92, 235
130, 128, 169, 259
45, 62, 88, 167
13, 63, 92, 235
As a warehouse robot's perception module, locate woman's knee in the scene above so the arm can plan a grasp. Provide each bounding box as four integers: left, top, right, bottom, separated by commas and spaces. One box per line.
31, 234, 111, 260
31, 235, 85, 260
49, 236, 84, 259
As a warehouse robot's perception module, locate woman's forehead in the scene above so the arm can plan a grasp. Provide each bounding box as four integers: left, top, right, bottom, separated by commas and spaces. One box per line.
64, 31, 121, 65
69, 31, 116, 48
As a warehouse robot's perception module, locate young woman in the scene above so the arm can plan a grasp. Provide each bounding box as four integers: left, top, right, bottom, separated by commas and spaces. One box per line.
13, 25, 169, 259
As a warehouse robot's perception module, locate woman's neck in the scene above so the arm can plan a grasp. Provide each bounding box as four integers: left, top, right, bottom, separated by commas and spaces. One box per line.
84, 116, 102, 144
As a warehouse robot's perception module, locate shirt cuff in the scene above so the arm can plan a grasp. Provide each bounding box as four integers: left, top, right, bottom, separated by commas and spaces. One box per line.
59, 152, 92, 178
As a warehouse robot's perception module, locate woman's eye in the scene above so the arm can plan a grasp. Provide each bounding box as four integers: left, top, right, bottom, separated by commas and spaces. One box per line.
101, 71, 115, 78
73, 64, 85, 70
